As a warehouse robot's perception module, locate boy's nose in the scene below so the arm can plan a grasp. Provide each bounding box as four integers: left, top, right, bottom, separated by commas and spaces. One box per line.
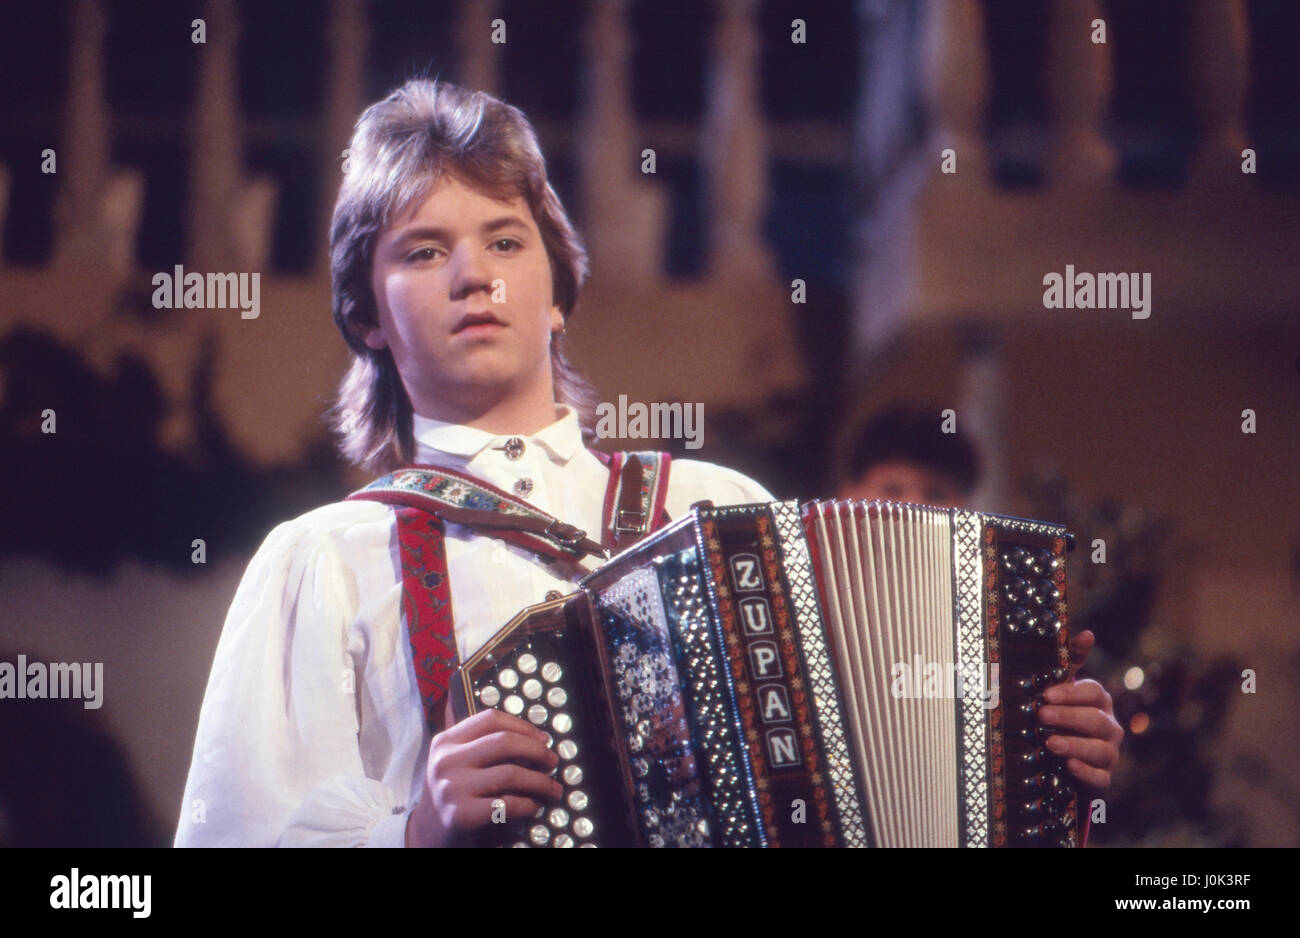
448, 243, 493, 300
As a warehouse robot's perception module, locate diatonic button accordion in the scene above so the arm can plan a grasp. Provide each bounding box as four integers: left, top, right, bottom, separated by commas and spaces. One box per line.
452, 499, 1081, 848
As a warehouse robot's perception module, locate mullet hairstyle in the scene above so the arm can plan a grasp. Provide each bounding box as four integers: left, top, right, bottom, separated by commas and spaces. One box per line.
327, 79, 598, 474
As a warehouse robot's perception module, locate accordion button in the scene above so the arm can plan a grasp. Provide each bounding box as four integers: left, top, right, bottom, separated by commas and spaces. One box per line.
547, 687, 568, 707
478, 685, 501, 707
517, 653, 538, 674
563, 765, 583, 785
523, 679, 543, 699
569, 791, 589, 811
573, 817, 594, 838
529, 824, 549, 846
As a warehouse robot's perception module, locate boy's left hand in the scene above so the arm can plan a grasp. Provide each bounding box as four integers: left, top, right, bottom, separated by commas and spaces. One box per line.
1036, 630, 1125, 790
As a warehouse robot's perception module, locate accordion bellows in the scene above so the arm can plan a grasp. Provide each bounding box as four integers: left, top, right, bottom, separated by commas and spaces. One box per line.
453, 499, 1081, 848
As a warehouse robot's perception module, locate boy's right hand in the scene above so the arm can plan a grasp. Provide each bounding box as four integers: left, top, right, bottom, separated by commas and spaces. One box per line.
405, 708, 562, 848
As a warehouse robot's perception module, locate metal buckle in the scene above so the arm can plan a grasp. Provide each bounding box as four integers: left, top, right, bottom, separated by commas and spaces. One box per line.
614, 509, 645, 534
544, 520, 588, 550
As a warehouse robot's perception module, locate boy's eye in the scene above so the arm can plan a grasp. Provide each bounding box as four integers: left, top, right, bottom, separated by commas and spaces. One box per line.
407, 247, 441, 262
492, 238, 521, 253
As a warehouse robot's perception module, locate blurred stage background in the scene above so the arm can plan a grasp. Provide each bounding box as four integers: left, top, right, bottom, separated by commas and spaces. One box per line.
0, 0, 1296, 847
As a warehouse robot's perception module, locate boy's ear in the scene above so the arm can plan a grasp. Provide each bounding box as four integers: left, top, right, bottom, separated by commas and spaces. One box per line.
362, 324, 388, 350
550, 306, 564, 335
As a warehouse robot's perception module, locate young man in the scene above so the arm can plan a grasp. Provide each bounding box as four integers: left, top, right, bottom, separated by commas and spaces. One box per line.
177, 80, 1119, 848
174, 79, 772, 848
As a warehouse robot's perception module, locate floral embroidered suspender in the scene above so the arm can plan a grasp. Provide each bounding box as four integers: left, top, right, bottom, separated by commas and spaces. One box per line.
346, 453, 671, 730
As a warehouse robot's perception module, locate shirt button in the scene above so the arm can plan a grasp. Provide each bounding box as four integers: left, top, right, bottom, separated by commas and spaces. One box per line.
503, 437, 525, 460
514, 477, 534, 497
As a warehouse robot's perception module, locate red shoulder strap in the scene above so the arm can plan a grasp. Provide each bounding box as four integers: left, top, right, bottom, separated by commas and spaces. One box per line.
599, 451, 672, 552
391, 506, 459, 732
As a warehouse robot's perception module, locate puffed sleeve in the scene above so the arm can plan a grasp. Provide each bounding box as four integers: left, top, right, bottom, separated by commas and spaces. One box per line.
174, 512, 410, 848
662, 459, 777, 518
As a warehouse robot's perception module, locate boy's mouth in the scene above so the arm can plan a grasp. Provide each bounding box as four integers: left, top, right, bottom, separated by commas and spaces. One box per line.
453, 310, 505, 334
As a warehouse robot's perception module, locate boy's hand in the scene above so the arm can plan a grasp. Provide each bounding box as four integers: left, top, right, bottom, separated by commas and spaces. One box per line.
405, 708, 562, 848
1037, 630, 1124, 791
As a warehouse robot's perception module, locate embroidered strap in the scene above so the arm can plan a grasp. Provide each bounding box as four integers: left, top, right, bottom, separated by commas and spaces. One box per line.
391, 506, 459, 731
348, 464, 605, 563
599, 451, 672, 551
347, 453, 671, 730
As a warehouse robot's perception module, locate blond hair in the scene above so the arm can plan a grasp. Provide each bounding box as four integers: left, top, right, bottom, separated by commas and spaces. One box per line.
327, 79, 596, 473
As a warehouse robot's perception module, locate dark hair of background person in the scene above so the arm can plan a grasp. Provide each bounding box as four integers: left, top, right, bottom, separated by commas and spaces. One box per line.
840, 403, 981, 496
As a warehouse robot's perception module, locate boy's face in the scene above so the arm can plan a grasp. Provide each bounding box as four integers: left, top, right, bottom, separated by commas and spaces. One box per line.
365, 176, 564, 419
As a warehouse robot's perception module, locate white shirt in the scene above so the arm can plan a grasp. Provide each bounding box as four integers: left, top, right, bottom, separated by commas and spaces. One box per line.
174, 408, 773, 847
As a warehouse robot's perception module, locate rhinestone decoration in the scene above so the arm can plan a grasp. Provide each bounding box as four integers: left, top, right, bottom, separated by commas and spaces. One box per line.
597, 565, 711, 847
503, 437, 525, 460
660, 544, 759, 847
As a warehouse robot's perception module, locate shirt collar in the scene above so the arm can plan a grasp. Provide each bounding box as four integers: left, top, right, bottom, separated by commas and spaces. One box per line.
411, 405, 584, 465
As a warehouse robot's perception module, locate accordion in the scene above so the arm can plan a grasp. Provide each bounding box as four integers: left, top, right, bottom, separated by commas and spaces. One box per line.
451, 499, 1080, 848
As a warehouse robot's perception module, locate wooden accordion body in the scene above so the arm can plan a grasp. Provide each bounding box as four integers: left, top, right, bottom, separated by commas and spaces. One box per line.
452, 499, 1080, 848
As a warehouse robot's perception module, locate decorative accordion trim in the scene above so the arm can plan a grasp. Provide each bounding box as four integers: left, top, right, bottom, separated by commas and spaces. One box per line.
769, 501, 870, 848
952, 510, 990, 847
